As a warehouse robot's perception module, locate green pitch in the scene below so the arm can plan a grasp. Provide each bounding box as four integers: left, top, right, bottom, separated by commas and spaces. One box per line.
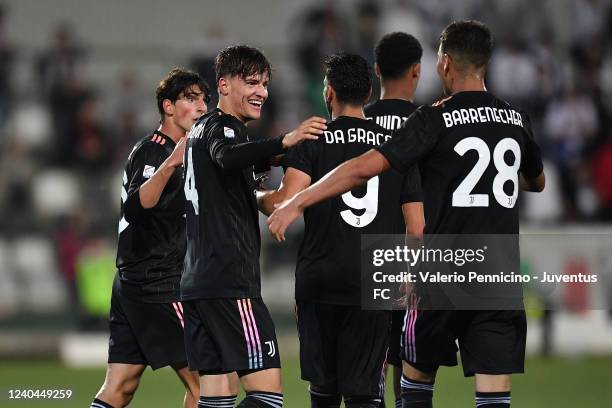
0, 356, 610, 407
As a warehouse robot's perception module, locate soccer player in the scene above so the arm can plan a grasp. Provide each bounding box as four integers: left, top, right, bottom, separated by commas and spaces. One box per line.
91, 68, 209, 408
365, 32, 424, 408
268, 21, 545, 408
181, 45, 327, 408
259, 52, 422, 408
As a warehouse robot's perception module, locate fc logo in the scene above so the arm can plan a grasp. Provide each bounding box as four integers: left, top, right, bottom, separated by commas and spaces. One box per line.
265, 340, 276, 357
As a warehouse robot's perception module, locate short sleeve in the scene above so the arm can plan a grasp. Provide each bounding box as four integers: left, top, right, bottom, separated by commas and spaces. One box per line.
281, 140, 317, 177
519, 111, 544, 179
376, 107, 439, 174
127, 143, 167, 195
399, 165, 423, 203
123, 142, 167, 222
204, 118, 242, 163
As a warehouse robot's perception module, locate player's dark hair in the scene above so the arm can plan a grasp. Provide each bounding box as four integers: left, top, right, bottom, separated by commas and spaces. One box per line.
439, 20, 493, 74
156, 67, 210, 118
324, 52, 372, 105
374, 32, 422, 79
215, 45, 272, 83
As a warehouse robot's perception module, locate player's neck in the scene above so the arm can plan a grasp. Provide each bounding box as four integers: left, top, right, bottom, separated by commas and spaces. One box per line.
450, 76, 487, 94
380, 79, 415, 102
331, 104, 365, 120
158, 122, 185, 144
217, 100, 248, 124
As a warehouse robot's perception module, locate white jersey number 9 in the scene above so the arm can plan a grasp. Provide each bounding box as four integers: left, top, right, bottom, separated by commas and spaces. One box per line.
340, 176, 379, 228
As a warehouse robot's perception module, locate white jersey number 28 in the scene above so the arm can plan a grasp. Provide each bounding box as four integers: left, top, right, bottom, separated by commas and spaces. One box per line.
452, 137, 521, 208
340, 176, 379, 228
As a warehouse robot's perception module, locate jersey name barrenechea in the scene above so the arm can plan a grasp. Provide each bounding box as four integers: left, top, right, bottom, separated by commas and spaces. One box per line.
442, 106, 523, 128
323, 127, 392, 146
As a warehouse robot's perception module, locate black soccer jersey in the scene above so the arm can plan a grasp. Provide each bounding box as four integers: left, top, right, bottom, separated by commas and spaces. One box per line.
181, 108, 286, 300
365, 98, 417, 130
116, 130, 185, 303
377, 91, 543, 234
283, 116, 422, 305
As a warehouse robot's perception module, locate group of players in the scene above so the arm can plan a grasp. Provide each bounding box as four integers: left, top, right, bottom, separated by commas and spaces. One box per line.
89, 19, 545, 408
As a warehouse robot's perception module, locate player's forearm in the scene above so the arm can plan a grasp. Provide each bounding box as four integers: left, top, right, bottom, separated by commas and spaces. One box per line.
257, 190, 285, 216
216, 137, 285, 169
403, 202, 425, 239
139, 160, 179, 209
293, 158, 369, 211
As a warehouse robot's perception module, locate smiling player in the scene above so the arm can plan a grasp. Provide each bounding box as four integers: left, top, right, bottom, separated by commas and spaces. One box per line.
181, 45, 327, 408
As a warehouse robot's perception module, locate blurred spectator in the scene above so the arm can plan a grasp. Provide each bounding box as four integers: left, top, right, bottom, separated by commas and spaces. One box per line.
543, 87, 599, 219
107, 71, 146, 164
0, 4, 14, 126
293, 1, 351, 115
0, 137, 37, 233
55, 209, 89, 307
190, 23, 231, 109
572, 0, 608, 47
488, 39, 539, 107
74, 235, 115, 329
71, 92, 111, 171
36, 23, 89, 165
592, 134, 612, 220
354, 0, 380, 65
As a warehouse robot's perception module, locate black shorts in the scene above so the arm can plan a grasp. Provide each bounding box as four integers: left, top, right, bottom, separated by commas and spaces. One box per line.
401, 296, 526, 376
108, 283, 187, 370
297, 301, 391, 398
183, 298, 281, 374
387, 310, 405, 368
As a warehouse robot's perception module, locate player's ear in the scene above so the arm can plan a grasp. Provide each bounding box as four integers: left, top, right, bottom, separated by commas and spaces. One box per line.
162, 99, 174, 117
374, 62, 381, 78
324, 83, 333, 102
442, 54, 451, 75
218, 76, 230, 96
413, 62, 421, 79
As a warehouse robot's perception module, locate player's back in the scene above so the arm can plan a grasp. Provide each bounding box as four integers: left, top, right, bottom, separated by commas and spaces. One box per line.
365, 98, 417, 131
384, 91, 542, 235
284, 116, 420, 305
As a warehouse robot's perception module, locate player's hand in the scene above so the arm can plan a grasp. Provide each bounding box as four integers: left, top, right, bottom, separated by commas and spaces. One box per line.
267, 197, 303, 242
282, 116, 327, 149
168, 137, 186, 168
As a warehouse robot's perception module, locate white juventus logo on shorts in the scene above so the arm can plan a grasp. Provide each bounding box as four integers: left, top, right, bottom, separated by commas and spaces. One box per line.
265, 341, 276, 357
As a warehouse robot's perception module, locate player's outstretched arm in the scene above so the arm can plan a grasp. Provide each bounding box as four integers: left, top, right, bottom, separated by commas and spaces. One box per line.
140, 137, 186, 209
267, 149, 390, 242
519, 171, 545, 192
257, 168, 312, 216
209, 117, 326, 170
